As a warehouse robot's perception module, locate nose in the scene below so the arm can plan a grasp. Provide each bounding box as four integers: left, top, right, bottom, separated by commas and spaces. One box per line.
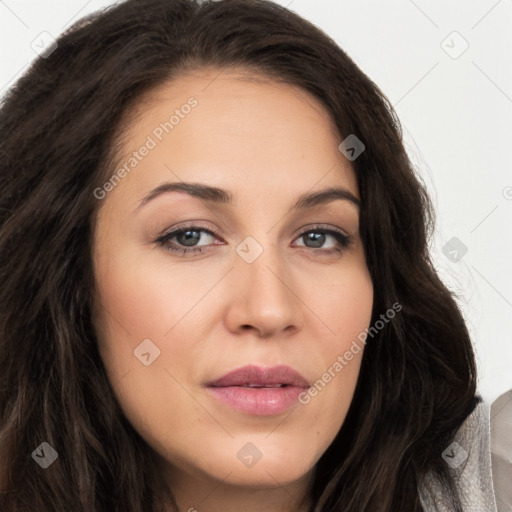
224, 243, 303, 338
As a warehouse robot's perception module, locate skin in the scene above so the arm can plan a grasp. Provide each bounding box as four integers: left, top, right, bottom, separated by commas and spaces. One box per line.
92, 67, 374, 512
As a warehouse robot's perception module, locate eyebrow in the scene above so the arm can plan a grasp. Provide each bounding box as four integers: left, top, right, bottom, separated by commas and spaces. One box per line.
135, 182, 360, 212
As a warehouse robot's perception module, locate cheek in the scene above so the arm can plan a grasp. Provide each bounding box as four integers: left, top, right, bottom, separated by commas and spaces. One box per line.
295, 261, 372, 427
310, 260, 374, 348
92, 247, 226, 392
94, 253, 211, 340
92, 257, 208, 441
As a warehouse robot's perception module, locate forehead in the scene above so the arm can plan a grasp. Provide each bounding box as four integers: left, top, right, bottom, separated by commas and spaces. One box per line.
103, 67, 359, 209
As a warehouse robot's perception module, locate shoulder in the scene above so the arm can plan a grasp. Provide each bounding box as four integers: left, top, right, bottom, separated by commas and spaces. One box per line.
491, 388, 512, 512
419, 395, 498, 512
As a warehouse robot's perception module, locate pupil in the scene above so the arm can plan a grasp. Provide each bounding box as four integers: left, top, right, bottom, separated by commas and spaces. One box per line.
179, 230, 200, 246
305, 232, 324, 248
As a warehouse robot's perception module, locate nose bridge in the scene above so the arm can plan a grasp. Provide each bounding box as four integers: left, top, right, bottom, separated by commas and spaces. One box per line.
237, 234, 291, 302
227, 234, 301, 336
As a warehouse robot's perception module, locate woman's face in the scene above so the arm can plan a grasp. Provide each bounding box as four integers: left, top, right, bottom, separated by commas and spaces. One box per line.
92, 67, 373, 507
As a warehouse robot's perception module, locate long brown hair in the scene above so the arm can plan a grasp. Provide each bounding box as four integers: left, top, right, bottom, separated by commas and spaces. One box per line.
0, 0, 479, 510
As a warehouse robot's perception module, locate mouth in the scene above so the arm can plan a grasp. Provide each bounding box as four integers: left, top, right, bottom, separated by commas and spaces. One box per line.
206, 364, 310, 388
205, 364, 310, 416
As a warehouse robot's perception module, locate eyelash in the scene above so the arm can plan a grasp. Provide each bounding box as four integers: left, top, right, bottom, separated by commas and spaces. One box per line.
154, 223, 352, 256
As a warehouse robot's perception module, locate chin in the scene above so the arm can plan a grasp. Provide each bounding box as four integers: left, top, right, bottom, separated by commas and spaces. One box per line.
211, 466, 311, 489
199, 449, 316, 488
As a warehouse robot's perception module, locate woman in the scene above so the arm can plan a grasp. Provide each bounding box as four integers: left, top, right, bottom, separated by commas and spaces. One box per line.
0, 0, 500, 510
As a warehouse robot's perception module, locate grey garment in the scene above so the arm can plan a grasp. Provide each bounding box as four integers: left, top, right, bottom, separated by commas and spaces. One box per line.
491, 388, 512, 512
418, 395, 498, 512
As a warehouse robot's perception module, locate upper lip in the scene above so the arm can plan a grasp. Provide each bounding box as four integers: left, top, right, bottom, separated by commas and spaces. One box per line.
207, 364, 310, 388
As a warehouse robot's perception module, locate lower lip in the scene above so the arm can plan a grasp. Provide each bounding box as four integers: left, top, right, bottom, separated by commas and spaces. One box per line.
206, 385, 306, 415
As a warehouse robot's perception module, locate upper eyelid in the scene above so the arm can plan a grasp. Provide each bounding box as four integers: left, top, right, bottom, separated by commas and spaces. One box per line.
158, 224, 218, 241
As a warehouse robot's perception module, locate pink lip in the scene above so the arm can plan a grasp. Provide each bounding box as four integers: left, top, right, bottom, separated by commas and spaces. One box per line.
205, 364, 309, 416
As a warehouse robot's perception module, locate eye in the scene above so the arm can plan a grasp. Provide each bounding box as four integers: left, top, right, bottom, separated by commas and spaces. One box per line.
293, 225, 352, 255
155, 224, 222, 256
154, 223, 352, 256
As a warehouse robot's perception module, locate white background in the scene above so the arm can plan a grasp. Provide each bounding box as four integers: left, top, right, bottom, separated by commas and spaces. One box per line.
1, 0, 511, 405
